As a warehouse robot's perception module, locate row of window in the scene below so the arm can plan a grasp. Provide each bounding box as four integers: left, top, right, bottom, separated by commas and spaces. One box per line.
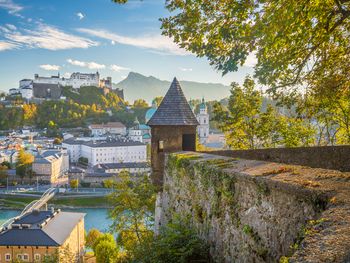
1, 253, 41, 262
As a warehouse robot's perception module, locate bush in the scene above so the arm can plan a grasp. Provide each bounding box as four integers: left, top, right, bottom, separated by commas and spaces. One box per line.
131, 217, 210, 263
70, 179, 79, 189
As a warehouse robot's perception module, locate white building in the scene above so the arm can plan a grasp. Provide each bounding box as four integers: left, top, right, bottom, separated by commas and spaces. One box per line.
62, 138, 147, 166
32, 72, 111, 89
196, 98, 210, 144
32, 149, 69, 184
95, 162, 150, 175
69, 72, 100, 88
89, 122, 127, 137
128, 124, 151, 143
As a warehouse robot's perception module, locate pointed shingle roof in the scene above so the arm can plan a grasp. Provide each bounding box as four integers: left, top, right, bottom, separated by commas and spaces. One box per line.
147, 78, 199, 126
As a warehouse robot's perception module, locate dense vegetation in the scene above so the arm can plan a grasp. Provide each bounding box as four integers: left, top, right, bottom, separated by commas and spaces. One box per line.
0, 86, 149, 132
85, 171, 210, 263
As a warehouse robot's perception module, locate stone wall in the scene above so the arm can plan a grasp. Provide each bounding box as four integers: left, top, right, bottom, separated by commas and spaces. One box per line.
156, 152, 350, 262
204, 145, 350, 171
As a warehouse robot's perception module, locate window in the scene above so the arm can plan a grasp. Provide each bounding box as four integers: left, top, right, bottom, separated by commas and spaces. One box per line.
23, 254, 29, 261
5, 254, 11, 261
158, 140, 164, 152
34, 254, 41, 261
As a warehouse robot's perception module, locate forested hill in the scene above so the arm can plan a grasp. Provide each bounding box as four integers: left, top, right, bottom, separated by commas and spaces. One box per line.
114, 72, 231, 103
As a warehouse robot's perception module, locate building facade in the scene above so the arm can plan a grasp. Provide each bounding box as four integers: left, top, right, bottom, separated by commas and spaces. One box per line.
89, 122, 127, 137
63, 138, 147, 165
32, 149, 69, 184
196, 98, 210, 144
128, 124, 151, 143
0, 209, 85, 263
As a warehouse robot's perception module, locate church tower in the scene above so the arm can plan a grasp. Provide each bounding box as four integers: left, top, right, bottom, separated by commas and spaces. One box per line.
147, 78, 199, 186
197, 98, 210, 144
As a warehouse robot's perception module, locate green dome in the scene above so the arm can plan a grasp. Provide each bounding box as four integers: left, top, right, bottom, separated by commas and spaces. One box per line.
145, 108, 157, 123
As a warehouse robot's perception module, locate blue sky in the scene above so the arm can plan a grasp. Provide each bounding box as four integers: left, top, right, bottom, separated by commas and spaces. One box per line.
0, 0, 254, 92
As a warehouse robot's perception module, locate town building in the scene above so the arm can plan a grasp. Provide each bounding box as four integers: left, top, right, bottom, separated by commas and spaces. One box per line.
88, 122, 127, 137
0, 209, 85, 262
128, 124, 151, 143
196, 98, 210, 144
145, 100, 158, 123
32, 149, 69, 184
69, 162, 151, 185
69, 72, 100, 88
95, 162, 150, 175
147, 77, 199, 186
62, 138, 147, 165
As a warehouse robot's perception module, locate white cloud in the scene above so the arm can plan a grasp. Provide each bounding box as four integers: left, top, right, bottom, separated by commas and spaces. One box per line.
179, 67, 193, 72
244, 52, 257, 67
67, 58, 105, 70
67, 58, 85, 67
0, 0, 23, 14
5, 24, 16, 30
0, 41, 17, 51
39, 64, 60, 71
111, 40, 115, 45
1, 23, 99, 50
110, 64, 130, 72
76, 12, 85, 20
76, 28, 190, 56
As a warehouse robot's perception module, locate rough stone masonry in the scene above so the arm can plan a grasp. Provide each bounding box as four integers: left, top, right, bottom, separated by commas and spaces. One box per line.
155, 152, 350, 263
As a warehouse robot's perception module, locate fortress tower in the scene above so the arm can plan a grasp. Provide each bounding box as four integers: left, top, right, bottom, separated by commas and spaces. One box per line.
147, 78, 199, 186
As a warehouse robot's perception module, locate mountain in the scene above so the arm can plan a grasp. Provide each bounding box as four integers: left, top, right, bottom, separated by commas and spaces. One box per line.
114, 72, 231, 103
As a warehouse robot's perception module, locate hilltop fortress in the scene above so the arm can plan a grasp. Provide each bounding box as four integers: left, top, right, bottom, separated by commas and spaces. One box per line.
9, 72, 124, 101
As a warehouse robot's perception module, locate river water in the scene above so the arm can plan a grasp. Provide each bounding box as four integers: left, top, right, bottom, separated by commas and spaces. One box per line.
0, 208, 112, 233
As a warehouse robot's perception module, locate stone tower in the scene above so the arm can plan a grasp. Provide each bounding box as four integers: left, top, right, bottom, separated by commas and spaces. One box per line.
196, 97, 210, 144
147, 78, 199, 186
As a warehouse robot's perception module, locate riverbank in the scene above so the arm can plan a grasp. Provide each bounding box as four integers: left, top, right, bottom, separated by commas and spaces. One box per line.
0, 195, 110, 210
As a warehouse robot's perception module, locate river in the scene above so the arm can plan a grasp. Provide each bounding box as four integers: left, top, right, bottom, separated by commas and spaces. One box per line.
0, 208, 112, 233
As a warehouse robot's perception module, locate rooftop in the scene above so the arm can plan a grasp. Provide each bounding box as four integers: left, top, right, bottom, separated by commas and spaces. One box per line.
63, 138, 145, 148
0, 210, 85, 246
89, 122, 126, 129
147, 78, 199, 126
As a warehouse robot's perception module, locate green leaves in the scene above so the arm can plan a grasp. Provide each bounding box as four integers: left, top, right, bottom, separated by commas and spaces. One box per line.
213, 76, 316, 149
158, 0, 350, 95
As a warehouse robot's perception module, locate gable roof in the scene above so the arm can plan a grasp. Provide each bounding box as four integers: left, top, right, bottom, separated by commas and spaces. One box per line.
147, 78, 199, 126
0, 210, 85, 246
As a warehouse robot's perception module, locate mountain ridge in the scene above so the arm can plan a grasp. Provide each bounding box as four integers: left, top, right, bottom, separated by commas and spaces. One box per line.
114, 72, 231, 103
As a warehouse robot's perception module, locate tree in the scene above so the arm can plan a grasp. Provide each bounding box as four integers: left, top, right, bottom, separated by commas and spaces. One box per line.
213, 76, 265, 149
103, 179, 114, 189
114, 0, 350, 97
133, 99, 149, 108
132, 216, 210, 263
16, 149, 34, 182
70, 179, 79, 189
86, 228, 103, 250
108, 171, 156, 247
1, 161, 11, 169
95, 236, 118, 263
53, 138, 62, 145
153, 96, 163, 107
0, 165, 8, 184
213, 76, 316, 149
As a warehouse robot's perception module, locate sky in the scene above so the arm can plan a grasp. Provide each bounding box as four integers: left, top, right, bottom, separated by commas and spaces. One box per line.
0, 0, 254, 92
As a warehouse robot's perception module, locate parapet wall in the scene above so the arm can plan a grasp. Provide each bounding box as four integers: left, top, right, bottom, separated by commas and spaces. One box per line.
204, 145, 350, 171
156, 152, 350, 262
